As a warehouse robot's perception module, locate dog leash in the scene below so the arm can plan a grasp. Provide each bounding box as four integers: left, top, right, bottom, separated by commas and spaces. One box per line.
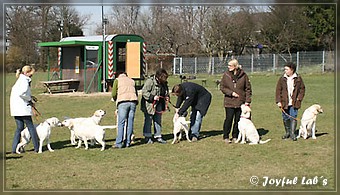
280, 107, 300, 121
152, 96, 170, 114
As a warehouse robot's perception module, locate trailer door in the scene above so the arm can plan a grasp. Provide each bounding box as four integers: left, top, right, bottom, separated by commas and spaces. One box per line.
126, 42, 141, 79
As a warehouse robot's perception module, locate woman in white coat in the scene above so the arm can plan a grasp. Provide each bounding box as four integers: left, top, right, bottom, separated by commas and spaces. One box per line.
10, 65, 39, 153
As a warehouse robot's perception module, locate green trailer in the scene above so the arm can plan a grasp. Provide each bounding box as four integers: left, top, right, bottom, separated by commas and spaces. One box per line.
38, 34, 146, 93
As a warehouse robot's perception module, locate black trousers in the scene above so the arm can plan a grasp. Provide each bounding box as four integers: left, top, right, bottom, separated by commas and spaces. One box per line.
223, 107, 241, 140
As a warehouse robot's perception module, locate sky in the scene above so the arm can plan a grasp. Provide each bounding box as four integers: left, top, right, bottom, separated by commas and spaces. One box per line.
74, 6, 111, 36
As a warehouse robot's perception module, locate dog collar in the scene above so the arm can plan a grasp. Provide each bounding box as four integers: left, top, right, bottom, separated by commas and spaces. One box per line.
43, 120, 51, 126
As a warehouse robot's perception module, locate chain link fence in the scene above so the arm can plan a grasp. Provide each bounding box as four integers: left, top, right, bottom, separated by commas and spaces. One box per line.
173, 51, 334, 75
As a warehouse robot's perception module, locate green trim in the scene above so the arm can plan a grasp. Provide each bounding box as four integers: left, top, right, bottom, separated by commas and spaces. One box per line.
84, 48, 87, 92
47, 48, 50, 81
38, 40, 101, 47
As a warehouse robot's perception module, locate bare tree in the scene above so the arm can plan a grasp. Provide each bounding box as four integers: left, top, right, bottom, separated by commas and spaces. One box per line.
107, 6, 140, 34
257, 6, 313, 60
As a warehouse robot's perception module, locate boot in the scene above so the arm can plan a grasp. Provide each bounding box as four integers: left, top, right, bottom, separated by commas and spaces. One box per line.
290, 119, 297, 141
282, 119, 290, 139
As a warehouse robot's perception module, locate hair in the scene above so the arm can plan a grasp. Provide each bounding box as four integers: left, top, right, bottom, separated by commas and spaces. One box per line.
228, 59, 241, 69
284, 62, 297, 73
155, 68, 168, 79
116, 71, 127, 78
172, 84, 183, 95
16, 65, 35, 78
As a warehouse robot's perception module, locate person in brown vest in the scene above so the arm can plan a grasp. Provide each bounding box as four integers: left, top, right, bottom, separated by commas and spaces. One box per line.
112, 72, 138, 148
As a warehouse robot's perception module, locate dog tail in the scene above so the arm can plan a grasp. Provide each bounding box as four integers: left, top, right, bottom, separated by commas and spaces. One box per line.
100, 125, 117, 129
259, 139, 271, 144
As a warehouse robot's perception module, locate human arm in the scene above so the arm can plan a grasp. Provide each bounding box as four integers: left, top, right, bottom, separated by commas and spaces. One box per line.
111, 79, 118, 101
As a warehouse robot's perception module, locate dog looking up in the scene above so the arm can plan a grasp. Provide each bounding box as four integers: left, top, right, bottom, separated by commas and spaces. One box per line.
297, 104, 323, 139
236, 104, 271, 145
16, 117, 61, 154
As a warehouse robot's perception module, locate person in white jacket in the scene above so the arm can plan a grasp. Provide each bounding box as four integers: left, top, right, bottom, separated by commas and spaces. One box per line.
10, 65, 39, 153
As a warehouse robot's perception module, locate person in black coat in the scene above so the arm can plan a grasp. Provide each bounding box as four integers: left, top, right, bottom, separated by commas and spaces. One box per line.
172, 82, 212, 141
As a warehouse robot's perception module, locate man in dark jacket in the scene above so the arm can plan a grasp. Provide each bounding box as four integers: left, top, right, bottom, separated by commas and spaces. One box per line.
172, 82, 212, 141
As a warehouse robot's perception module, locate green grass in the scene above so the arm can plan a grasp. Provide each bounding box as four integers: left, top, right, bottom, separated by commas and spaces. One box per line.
4, 72, 335, 191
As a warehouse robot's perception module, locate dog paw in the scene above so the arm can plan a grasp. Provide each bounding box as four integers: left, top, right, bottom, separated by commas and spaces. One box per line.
312, 137, 317, 139
38, 151, 42, 153
240, 141, 246, 144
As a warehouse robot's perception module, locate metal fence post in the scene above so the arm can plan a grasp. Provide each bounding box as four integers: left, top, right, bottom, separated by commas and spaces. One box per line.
296, 51, 299, 72
273, 54, 275, 74
195, 57, 197, 75
180, 57, 183, 75
251, 54, 254, 73
322, 50, 325, 73
173, 57, 176, 75
212, 57, 215, 75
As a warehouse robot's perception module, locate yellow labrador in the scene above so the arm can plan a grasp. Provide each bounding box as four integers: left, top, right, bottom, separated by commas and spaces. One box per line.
61, 119, 116, 151
171, 114, 191, 144
297, 104, 323, 139
16, 117, 61, 154
65, 109, 106, 145
236, 104, 271, 145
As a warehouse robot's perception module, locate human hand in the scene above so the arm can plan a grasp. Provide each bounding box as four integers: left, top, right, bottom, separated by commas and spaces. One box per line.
165, 96, 170, 101
232, 92, 239, 98
154, 95, 160, 101
277, 102, 282, 108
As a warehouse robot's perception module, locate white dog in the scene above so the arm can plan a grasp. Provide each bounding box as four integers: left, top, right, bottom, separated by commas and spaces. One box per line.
297, 104, 323, 139
65, 109, 107, 145
61, 119, 116, 151
16, 117, 61, 154
236, 104, 271, 145
172, 115, 191, 144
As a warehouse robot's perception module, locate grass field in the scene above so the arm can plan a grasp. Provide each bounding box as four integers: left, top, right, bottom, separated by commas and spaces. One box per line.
4, 71, 336, 191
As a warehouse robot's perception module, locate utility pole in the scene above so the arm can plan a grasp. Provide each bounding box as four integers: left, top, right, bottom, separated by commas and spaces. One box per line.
102, 6, 108, 92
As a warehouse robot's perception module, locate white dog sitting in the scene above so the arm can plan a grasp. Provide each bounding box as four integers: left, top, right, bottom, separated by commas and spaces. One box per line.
16, 117, 61, 154
297, 104, 323, 139
64, 109, 107, 145
61, 119, 116, 151
172, 114, 191, 144
236, 104, 271, 145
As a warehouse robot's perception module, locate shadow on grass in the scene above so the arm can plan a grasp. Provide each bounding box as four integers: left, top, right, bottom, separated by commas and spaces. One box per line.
162, 129, 222, 141
257, 128, 270, 136
316, 132, 328, 137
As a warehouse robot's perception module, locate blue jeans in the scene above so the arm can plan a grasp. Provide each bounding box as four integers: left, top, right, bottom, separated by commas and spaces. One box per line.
12, 116, 39, 153
281, 106, 298, 121
143, 112, 162, 138
190, 109, 203, 138
115, 102, 137, 147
